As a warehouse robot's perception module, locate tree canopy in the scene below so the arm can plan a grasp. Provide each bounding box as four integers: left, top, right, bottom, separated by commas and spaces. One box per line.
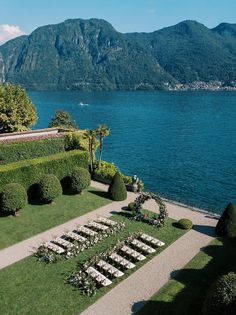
49, 110, 77, 130
0, 84, 37, 133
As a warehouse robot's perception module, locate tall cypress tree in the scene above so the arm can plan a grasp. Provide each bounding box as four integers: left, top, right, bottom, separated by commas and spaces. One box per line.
108, 172, 127, 201
215, 202, 236, 238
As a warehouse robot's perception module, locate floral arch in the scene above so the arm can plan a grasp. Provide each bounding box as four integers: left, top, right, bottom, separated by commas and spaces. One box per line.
132, 192, 168, 227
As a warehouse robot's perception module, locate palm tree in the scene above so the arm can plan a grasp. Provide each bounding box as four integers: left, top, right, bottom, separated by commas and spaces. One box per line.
96, 124, 109, 165
84, 129, 97, 173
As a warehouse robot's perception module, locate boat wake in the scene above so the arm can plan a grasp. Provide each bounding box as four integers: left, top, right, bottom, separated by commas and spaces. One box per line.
78, 102, 89, 106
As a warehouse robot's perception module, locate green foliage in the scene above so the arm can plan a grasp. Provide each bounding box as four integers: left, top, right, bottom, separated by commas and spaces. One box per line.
108, 172, 127, 201
38, 174, 62, 203
0, 84, 37, 132
203, 272, 236, 315
65, 131, 99, 153
49, 110, 77, 129
128, 202, 136, 212
83, 129, 97, 173
132, 192, 168, 227
70, 167, 91, 194
215, 203, 236, 238
94, 161, 117, 180
0, 138, 66, 164
64, 131, 86, 151
94, 161, 133, 185
0, 150, 89, 192
96, 124, 109, 163
35, 245, 60, 264
0, 183, 27, 213
177, 218, 193, 230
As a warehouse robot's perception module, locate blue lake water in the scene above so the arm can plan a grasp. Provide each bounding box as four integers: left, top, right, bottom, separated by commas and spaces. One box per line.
29, 90, 236, 214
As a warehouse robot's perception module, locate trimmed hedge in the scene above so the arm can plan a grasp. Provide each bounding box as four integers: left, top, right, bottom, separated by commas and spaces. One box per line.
108, 172, 127, 201
177, 218, 193, 230
38, 174, 62, 203
0, 150, 89, 193
202, 272, 236, 315
0, 183, 27, 214
128, 202, 136, 212
71, 167, 91, 194
0, 138, 66, 164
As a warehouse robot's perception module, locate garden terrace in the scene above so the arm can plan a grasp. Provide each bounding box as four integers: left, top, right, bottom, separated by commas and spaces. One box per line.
0, 210, 185, 315
0, 187, 111, 250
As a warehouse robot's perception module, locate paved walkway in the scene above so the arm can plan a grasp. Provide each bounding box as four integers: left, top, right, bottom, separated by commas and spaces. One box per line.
0, 180, 218, 315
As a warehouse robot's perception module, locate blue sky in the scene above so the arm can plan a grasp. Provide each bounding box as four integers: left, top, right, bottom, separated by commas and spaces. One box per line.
0, 0, 236, 43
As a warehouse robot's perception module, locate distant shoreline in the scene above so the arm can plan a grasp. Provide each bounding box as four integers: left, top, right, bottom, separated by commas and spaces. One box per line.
168, 81, 236, 91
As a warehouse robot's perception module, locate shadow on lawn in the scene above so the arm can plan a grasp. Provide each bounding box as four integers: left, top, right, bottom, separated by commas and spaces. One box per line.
171, 222, 216, 237
132, 238, 236, 315
87, 189, 111, 200
193, 224, 216, 237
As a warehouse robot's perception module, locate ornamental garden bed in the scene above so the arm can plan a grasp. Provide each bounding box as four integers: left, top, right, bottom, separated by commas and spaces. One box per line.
0, 210, 186, 315
0, 187, 112, 250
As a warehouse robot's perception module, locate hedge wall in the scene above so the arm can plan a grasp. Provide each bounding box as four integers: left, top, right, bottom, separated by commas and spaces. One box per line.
0, 138, 66, 164
0, 150, 89, 191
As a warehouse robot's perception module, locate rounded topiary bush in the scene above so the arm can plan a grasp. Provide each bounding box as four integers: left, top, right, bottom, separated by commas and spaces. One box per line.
0, 183, 27, 214
202, 272, 236, 315
38, 174, 62, 203
215, 202, 236, 238
70, 167, 91, 194
176, 218, 193, 230
108, 172, 127, 201
128, 202, 136, 212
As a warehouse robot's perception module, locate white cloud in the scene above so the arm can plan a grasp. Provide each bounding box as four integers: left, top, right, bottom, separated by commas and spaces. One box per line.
0, 24, 25, 44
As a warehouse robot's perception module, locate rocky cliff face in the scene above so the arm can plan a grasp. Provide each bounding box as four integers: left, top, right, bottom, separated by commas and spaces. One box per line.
0, 18, 236, 90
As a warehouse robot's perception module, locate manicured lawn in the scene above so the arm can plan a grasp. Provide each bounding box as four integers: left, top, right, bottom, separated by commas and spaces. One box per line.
0, 187, 111, 250
138, 237, 236, 315
0, 212, 185, 315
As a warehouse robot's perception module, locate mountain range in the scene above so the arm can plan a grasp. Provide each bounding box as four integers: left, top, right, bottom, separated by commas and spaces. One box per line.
0, 18, 236, 90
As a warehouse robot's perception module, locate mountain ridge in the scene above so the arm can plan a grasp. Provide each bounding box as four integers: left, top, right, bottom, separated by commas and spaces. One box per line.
0, 18, 236, 90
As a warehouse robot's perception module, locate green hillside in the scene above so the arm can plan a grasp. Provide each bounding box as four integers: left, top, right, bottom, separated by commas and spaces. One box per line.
0, 19, 235, 90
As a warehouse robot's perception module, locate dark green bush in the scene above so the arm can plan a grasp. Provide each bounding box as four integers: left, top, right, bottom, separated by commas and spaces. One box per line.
215, 202, 236, 238
0, 150, 89, 194
93, 160, 133, 185
176, 218, 193, 230
202, 272, 236, 315
0, 183, 27, 214
128, 202, 136, 212
70, 167, 91, 194
38, 174, 62, 203
94, 161, 117, 180
0, 137, 66, 164
108, 172, 127, 201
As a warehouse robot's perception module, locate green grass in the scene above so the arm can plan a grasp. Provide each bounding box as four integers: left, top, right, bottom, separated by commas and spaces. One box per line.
138, 237, 236, 315
0, 187, 111, 250
0, 212, 185, 315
